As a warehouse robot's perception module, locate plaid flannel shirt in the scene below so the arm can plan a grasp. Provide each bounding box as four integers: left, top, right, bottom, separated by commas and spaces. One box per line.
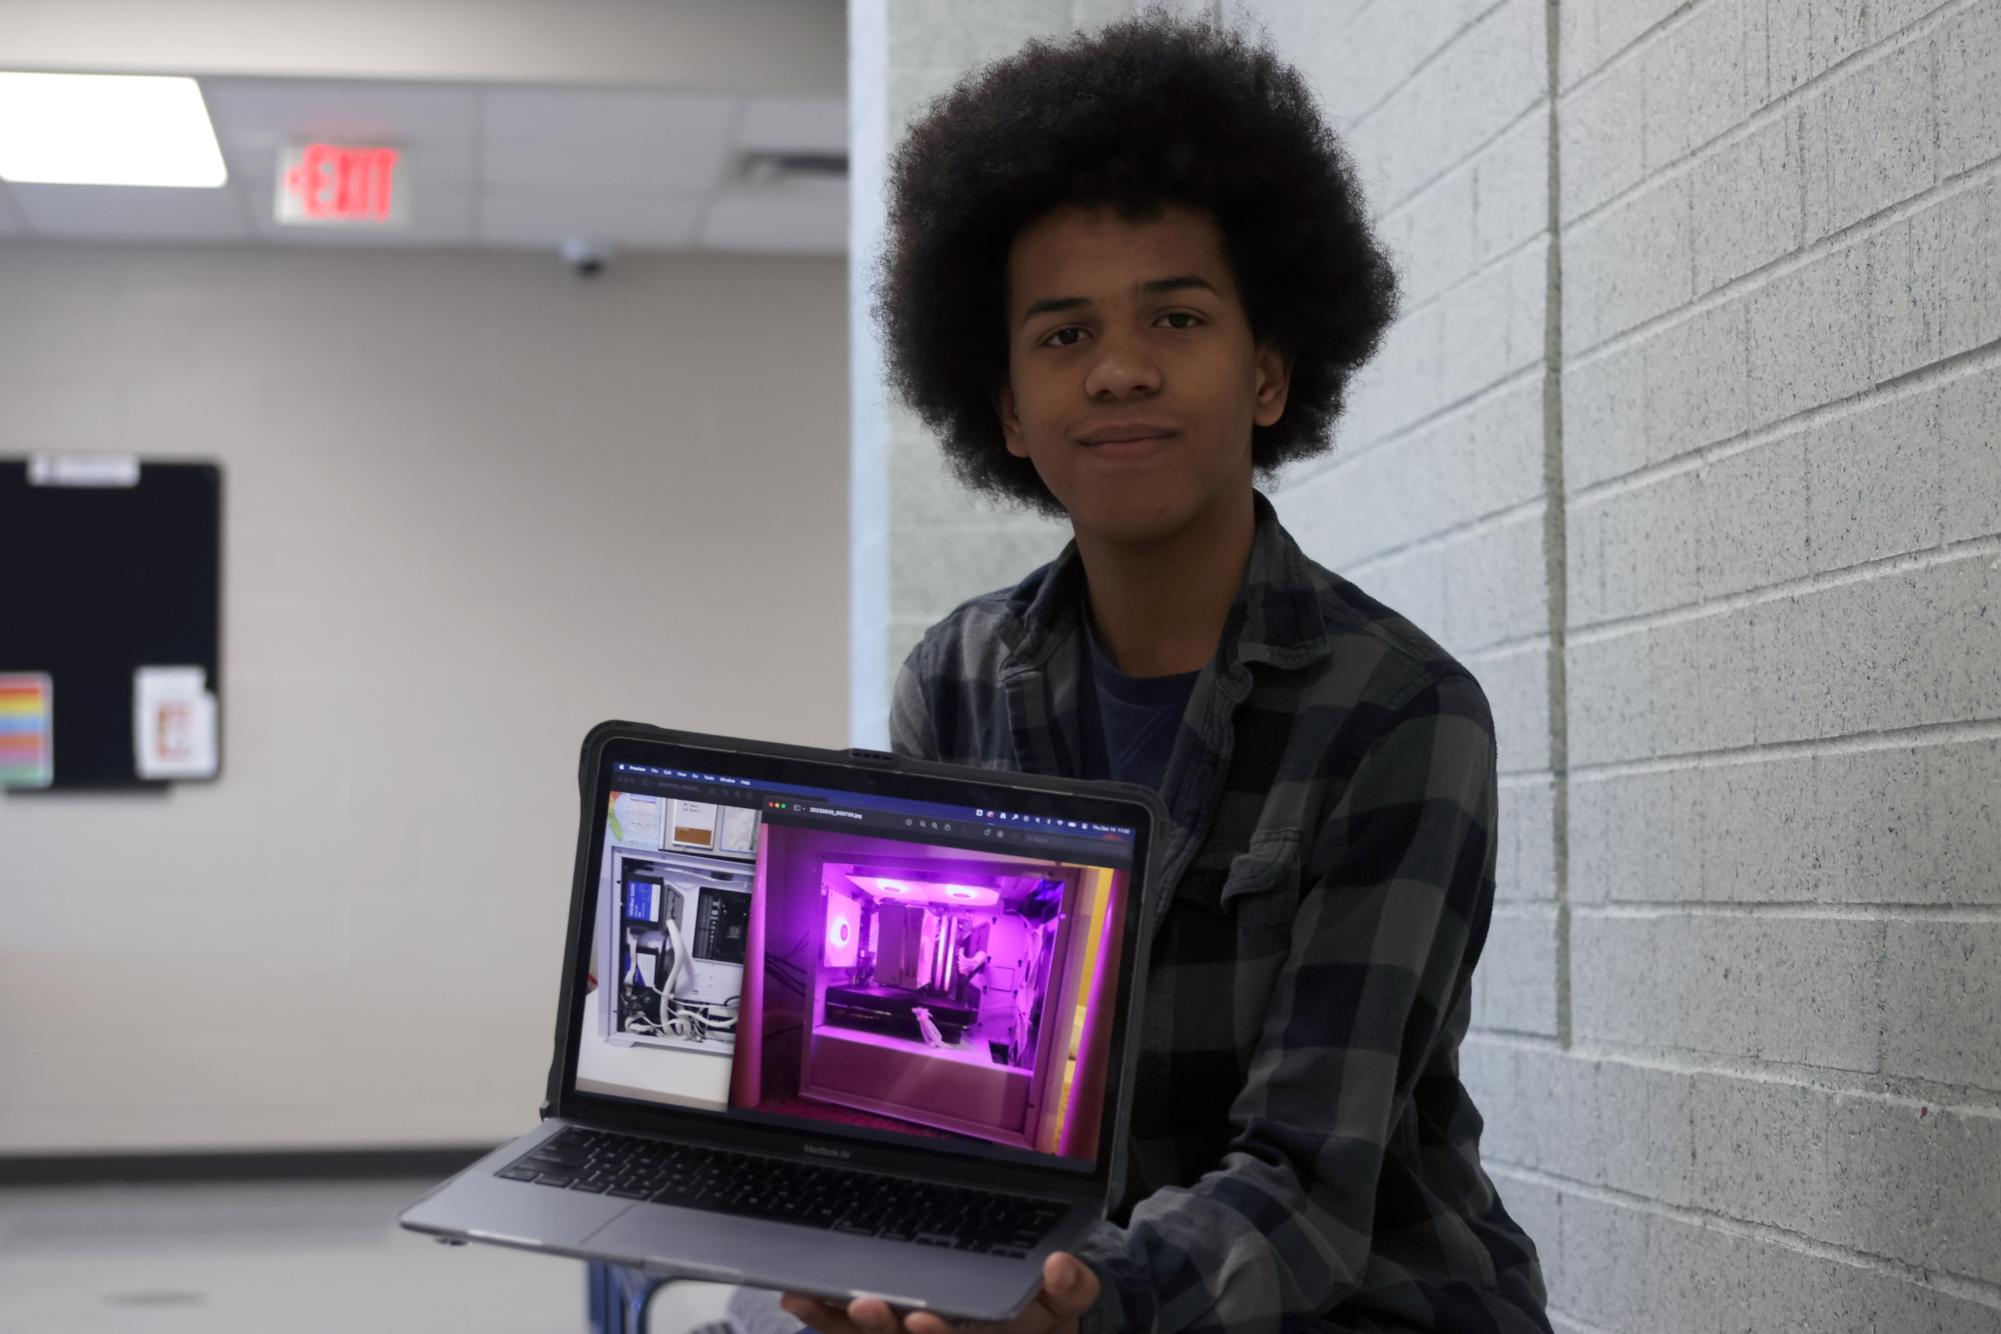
889, 492, 1550, 1334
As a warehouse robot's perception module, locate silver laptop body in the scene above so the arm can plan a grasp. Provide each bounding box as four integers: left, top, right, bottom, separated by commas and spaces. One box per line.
401, 721, 1164, 1322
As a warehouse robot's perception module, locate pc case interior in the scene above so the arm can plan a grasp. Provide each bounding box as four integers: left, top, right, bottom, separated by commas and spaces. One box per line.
601, 847, 754, 1055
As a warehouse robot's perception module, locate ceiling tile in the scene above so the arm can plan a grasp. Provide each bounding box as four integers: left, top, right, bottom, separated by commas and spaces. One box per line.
0, 78, 846, 255
9, 183, 251, 242
476, 187, 703, 250
204, 79, 480, 187
203, 80, 479, 154
481, 88, 739, 191
698, 181, 847, 255
736, 96, 847, 156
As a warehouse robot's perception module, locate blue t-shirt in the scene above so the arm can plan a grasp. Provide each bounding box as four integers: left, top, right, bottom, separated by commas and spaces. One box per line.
1076, 602, 1201, 793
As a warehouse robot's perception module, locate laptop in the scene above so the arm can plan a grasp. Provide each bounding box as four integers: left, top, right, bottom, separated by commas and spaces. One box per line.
401, 720, 1165, 1322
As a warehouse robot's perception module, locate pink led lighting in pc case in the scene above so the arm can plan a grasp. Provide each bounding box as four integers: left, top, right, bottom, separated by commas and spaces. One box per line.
733, 823, 1129, 1160
823, 887, 862, 968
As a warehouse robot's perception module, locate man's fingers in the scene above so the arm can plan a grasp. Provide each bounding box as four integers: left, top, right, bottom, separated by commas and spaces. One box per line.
785, 1260, 1093, 1334
781, 1294, 857, 1334
782, 1293, 912, 1334
845, 1296, 901, 1334
904, 1252, 1098, 1334
1036, 1253, 1100, 1318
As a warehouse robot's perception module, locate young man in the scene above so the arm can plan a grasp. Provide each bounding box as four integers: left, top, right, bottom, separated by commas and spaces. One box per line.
779, 15, 1549, 1334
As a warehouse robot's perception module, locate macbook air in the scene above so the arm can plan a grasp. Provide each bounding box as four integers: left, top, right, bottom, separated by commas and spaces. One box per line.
401, 721, 1164, 1322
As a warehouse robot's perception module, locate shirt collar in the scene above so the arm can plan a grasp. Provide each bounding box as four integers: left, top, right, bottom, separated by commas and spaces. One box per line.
999, 489, 1332, 674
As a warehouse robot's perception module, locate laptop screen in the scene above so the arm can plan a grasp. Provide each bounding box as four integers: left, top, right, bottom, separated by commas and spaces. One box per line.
567, 745, 1144, 1177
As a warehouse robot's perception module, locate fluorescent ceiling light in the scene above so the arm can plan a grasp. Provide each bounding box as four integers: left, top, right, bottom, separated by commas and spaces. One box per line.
0, 73, 227, 187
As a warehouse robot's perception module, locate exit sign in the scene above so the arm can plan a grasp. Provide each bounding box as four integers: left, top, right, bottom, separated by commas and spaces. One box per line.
275, 143, 405, 226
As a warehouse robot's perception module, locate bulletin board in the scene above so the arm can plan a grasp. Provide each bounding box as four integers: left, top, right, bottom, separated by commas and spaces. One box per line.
0, 456, 223, 790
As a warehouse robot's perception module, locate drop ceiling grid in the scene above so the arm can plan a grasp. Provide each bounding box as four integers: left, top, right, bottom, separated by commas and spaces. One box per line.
0, 76, 847, 254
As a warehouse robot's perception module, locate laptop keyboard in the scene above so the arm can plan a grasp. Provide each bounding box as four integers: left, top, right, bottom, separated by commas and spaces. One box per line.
497, 1126, 1071, 1258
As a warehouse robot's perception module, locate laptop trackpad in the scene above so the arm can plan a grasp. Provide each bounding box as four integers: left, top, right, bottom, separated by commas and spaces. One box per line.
403, 1173, 636, 1252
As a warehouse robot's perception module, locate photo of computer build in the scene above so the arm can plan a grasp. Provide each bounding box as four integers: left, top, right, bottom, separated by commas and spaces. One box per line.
737, 826, 1126, 1160
570, 768, 1132, 1168
600, 795, 760, 1056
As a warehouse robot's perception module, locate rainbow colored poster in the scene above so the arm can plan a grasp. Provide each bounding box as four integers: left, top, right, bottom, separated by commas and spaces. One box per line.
0, 673, 53, 788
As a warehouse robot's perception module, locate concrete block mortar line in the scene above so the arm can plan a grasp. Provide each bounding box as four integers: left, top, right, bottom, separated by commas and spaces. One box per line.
1445, 625, 1554, 662
1334, 0, 1513, 139
1564, 1037, 2001, 1115
1685, 91, 1698, 298
1568, 328, 2001, 511
1382, 207, 1547, 322
1542, 0, 1571, 1051
1465, 1028, 1568, 1055
1866, 169, 1880, 423
1557, 0, 1982, 236
1554, 0, 1695, 97
1580, 901, 2001, 923
1341, 492, 1546, 579
1875, 894, 1894, 1091
1301, 0, 1381, 43
1303, 359, 1541, 481
1336, 0, 1377, 37
1371, 93, 1551, 225
1545, 1312, 1612, 1334
1484, 1162, 2001, 1315
1569, 713, 2001, 782
1472, 1021, 1568, 1044
1565, 145, 2001, 371
1565, 528, 2001, 648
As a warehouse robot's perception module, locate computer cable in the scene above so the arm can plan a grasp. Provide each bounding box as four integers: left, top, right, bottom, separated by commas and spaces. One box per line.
663, 917, 688, 999
651, 917, 740, 1042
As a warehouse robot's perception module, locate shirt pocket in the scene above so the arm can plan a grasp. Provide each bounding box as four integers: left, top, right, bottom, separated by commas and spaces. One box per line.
1217, 829, 1303, 924
1159, 830, 1304, 1063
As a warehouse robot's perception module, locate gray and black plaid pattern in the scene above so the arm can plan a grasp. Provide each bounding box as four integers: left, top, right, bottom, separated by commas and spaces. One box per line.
890, 493, 1550, 1334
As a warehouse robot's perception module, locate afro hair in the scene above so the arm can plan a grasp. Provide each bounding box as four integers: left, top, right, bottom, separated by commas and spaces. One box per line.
874, 12, 1400, 517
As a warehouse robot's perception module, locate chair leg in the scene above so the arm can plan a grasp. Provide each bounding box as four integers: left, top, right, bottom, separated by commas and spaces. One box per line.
587, 1262, 668, 1334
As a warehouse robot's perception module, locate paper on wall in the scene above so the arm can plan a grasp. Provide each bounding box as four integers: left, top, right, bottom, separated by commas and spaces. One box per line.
133, 666, 218, 780
28, 453, 140, 487
669, 800, 718, 849
608, 791, 666, 849
716, 803, 759, 854
0, 673, 54, 789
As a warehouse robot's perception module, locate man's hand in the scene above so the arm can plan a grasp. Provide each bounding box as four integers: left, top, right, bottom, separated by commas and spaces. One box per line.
780, 1251, 1099, 1334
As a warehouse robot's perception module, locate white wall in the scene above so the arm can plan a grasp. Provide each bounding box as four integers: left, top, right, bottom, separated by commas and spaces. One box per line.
0, 241, 848, 1152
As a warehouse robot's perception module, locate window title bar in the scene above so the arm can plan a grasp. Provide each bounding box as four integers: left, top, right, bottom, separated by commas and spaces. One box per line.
611, 761, 1137, 846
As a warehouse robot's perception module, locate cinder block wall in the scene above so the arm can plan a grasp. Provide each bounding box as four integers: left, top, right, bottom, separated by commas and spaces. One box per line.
854, 0, 2001, 1323
1246, 0, 1565, 1065
1241, 0, 2001, 1327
